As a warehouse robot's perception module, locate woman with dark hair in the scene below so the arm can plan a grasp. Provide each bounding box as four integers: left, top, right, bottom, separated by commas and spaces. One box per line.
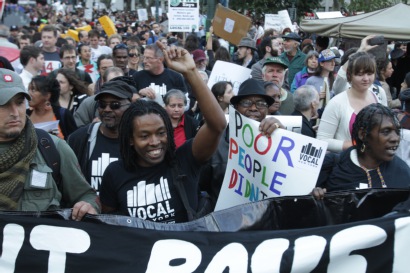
313, 103, 410, 198
317, 51, 387, 153
56, 68, 89, 114
99, 42, 226, 223
27, 76, 77, 139
378, 58, 400, 109
76, 43, 97, 76
211, 81, 234, 114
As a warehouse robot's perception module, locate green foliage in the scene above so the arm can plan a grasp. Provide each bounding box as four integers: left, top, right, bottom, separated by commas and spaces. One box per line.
347, 0, 397, 13
228, 0, 321, 22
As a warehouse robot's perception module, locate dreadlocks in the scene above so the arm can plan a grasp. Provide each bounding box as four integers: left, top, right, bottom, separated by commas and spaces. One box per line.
352, 103, 400, 154
119, 100, 177, 171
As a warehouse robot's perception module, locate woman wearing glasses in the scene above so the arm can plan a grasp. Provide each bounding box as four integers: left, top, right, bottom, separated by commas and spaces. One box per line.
27, 76, 77, 140
127, 45, 143, 72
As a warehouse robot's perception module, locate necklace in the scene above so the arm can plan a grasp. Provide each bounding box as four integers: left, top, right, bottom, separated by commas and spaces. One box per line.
359, 165, 387, 188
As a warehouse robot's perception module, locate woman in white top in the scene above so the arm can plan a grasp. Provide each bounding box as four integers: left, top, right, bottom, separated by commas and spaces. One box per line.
317, 51, 384, 152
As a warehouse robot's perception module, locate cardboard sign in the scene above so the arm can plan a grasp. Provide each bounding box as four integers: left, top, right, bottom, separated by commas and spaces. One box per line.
215, 106, 328, 211
207, 60, 251, 95
168, 0, 199, 32
212, 4, 252, 46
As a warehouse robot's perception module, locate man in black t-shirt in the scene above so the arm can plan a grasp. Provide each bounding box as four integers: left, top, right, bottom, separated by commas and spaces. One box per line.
67, 80, 134, 194
133, 43, 187, 102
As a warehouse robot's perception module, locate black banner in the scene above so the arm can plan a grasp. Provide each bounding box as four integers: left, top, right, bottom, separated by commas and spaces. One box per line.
1, 189, 410, 273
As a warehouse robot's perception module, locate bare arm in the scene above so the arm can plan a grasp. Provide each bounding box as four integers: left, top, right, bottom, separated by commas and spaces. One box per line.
158, 41, 226, 163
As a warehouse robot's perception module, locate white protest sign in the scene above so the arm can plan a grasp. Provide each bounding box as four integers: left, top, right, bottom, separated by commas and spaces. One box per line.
138, 8, 148, 21
264, 14, 282, 33
208, 61, 251, 95
278, 10, 293, 31
168, 0, 199, 32
215, 106, 328, 211
151, 6, 163, 17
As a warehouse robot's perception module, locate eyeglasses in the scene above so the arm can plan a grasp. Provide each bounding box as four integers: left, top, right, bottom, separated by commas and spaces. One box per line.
239, 99, 268, 109
97, 101, 130, 110
113, 44, 128, 50
128, 53, 139, 58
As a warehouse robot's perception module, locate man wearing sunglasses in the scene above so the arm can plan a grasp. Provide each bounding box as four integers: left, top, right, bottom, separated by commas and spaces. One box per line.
67, 81, 134, 193
199, 78, 284, 207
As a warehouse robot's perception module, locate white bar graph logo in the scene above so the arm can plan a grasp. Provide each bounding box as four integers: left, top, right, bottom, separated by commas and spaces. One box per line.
127, 177, 175, 222
90, 153, 118, 192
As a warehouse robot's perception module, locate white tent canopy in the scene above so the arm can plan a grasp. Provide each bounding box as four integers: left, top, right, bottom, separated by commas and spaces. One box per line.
300, 3, 410, 40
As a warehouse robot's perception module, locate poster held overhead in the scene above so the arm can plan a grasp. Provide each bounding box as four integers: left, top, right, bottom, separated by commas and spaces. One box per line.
212, 4, 252, 45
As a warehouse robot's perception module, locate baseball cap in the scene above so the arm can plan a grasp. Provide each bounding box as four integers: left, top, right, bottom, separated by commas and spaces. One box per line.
282, 32, 302, 43
192, 49, 206, 62
318, 49, 337, 62
0, 68, 30, 106
263, 57, 288, 69
10, 25, 19, 31
95, 81, 134, 101
230, 78, 274, 106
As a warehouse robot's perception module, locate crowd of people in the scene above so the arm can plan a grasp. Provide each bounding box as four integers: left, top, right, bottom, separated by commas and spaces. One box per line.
0, 4, 410, 224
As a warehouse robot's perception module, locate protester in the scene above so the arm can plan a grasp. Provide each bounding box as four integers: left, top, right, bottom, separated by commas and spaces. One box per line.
56, 68, 89, 114
19, 46, 44, 91
163, 89, 199, 149
262, 57, 294, 115
211, 81, 234, 114
317, 51, 385, 153
100, 42, 227, 223
0, 68, 99, 219
199, 78, 284, 208
127, 45, 143, 71
76, 43, 98, 77
88, 54, 114, 95
280, 32, 306, 87
291, 85, 320, 138
112, 43, 137, 77
290, 50, 319, 93
40, 25, 61, 74
251, 36, 282, 81
264, 82, 282, 115
27, 76, 77, 139
313, 103, 410, 198
67, 80, 133, 192
305, 49, 337, 111
234, 37, 258, 68
378, 58, 400, 109
133, 43, 188, 100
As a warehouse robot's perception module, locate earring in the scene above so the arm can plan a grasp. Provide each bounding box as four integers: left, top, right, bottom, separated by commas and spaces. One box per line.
45, 101, 52, 111
360, 144, 366, 153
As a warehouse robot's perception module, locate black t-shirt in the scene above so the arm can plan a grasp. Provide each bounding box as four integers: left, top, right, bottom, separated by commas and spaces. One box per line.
132, 69, 188, 94
100, 140, 200, 223
87, 130, 120, 194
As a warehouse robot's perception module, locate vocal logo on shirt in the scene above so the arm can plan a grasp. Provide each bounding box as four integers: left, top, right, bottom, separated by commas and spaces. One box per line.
298, 143, 322, 167
126, 177, 175, 222
90, 153, 118, 194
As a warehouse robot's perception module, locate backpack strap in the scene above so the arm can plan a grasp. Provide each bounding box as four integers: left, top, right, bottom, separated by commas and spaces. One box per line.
88, 122, 101, 159
171, 164, 196, 221
35, 128, 62, 190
